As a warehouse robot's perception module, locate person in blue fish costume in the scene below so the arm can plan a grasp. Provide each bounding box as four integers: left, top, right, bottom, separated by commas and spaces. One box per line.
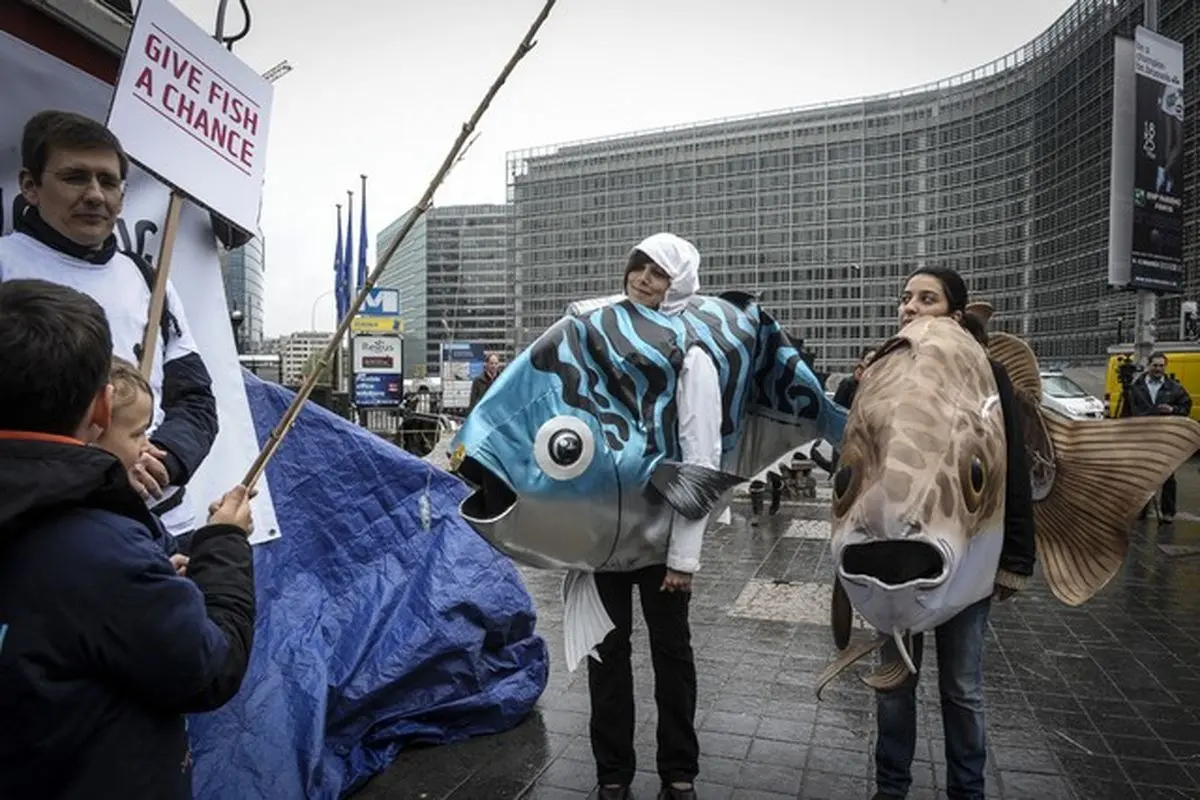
450, 232, 851, 800
581, 233, 715, 800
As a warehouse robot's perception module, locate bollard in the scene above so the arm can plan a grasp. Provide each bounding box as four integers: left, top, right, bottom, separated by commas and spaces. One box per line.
768, 470, 784, 515
748, 480, 766, 526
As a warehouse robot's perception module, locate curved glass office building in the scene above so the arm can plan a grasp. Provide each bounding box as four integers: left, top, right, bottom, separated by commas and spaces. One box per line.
506, 0, 1197, 368
221, 232, 267, 352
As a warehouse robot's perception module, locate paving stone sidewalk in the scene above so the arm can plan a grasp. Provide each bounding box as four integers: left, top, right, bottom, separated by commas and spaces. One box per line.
355, 452, 1200, 800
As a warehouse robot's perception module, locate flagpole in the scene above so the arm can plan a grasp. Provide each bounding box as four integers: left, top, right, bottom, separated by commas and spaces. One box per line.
243, 0, 560, 489
351, 173, 369, 419
331, 203, 344, 395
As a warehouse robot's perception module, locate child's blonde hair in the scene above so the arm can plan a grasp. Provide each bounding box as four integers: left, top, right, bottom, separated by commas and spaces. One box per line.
110, 356, 153, 411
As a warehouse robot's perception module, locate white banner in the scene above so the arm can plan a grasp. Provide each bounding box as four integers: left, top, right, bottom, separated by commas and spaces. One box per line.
0, 29, 280, 545
108, 0, 273, 233
352, 334, 403, 374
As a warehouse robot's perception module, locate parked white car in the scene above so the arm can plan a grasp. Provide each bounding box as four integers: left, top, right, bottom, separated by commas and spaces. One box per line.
1040, 371, 1106, 420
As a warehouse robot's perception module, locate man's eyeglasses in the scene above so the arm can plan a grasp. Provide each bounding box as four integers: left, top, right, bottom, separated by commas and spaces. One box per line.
51, 169, 125, 196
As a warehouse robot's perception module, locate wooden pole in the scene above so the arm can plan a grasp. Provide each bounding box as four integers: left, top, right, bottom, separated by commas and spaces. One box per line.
138, 189, 185, 379
241, 0, 559, 489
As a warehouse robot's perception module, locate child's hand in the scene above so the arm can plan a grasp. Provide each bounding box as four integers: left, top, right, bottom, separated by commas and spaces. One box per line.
169, 554, 190, 576
208, 485, 254, 535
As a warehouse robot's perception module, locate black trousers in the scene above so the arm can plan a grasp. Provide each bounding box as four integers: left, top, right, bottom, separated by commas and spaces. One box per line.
1141, 473, 1178, 518
1162, 473, 1177, 517
588, 565, 698, 787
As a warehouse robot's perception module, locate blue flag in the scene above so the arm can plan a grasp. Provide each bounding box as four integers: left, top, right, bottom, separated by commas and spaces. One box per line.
343, 191, 355, 311
357, 175, 369, 294
334, 204, 346, 321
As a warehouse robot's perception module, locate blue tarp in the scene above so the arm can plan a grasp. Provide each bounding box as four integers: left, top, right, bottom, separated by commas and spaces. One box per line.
188, 373, 549, 799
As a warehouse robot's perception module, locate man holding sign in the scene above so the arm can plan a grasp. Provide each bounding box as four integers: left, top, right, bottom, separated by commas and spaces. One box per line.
0, 111, 219, 537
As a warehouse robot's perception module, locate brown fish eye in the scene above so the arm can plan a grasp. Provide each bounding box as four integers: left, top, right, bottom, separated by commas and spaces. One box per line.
960, 454, 985, 514
970, 458, 985, 494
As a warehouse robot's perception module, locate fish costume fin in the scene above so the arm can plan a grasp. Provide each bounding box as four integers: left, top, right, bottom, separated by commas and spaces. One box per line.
988, 331, 1200, 607
650, 461, 745, 520
860, 655, 913, 692
1026, 410, 1200, 606
988, 333, 1058, 501
814, 633, 887, 700
562, 570, 616, 672
728, 295, 850, 477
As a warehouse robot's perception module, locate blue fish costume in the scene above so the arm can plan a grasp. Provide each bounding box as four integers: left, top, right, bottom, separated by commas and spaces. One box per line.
450, 237, 848, 669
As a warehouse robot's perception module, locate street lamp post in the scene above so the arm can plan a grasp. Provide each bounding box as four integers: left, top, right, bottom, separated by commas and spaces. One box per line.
230, 308, 245, 354
310, 289, 335, 331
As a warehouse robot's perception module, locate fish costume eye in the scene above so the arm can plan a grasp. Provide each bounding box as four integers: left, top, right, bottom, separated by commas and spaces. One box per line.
534, 416, 595, 480
961, 453, 986, 513
969, 458, 985, 494
548, 431, 583, 466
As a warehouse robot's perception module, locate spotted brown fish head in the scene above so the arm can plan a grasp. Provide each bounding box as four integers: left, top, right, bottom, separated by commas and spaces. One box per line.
830, 316, 1008, 634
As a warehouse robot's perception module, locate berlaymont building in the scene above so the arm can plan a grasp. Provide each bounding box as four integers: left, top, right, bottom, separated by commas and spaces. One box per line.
506, 0, 1198, 370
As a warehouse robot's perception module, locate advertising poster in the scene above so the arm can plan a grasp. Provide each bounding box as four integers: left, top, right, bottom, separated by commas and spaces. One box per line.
1131, 26, 1185, 293
354, 373, 404, 407
440, 341, 488, 409
353, 334, 403, 374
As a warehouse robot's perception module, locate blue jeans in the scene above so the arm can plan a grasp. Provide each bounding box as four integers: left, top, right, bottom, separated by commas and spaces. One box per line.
874, 597, 991, 800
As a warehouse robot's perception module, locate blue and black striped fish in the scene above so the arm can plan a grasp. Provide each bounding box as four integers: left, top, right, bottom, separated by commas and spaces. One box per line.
449, 290, 848, 574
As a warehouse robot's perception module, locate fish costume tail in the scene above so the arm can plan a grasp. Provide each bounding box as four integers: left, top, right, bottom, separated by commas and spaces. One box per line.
987, 332, 1200, 606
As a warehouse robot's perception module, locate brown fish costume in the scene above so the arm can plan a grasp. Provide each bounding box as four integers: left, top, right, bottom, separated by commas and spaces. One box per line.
817, 316, 1200, 697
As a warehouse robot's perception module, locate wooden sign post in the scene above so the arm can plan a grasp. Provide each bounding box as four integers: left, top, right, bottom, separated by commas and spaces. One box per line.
137, 190, 184, 378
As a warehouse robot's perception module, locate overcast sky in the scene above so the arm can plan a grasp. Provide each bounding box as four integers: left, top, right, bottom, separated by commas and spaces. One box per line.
169, 0, 1077, 335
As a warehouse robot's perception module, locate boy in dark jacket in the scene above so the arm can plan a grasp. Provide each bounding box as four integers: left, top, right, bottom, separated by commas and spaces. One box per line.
0, 279, 257, 800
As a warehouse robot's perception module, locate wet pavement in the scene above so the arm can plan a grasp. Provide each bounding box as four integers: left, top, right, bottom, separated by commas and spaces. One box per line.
354, 457, 1200, 800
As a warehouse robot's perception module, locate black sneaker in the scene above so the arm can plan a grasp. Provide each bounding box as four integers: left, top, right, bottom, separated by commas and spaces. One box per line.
598, 786, 631, 800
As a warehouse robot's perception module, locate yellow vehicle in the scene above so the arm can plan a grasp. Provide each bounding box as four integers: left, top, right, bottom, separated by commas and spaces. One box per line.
1104, 342, 1200, 421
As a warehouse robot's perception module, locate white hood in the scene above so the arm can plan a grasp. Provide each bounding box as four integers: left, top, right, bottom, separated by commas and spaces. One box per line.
630, 232, 700, 316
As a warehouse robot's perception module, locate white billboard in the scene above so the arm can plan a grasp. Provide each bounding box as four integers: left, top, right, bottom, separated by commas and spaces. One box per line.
106, 0, 274, 233
353, 335, 403, 374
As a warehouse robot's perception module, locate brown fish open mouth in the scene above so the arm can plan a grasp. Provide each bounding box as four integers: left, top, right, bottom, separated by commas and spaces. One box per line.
839, 540, 946, 586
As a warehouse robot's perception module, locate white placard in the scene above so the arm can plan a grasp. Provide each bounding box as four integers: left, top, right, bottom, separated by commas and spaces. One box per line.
0, 29, 281, 545
353, 334, 404, 374
106, 0, 273, 233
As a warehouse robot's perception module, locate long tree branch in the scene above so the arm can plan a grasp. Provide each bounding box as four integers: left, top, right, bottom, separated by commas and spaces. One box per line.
243, 0, 559, 488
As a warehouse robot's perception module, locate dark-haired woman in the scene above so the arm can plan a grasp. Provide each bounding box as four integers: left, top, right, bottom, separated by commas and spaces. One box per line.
867, 267, 1036, 800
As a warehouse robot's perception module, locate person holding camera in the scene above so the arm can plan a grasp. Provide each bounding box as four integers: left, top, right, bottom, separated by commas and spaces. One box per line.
1132, 352, 1191, 523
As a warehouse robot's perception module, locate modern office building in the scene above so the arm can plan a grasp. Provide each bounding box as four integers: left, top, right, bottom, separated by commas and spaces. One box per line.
507, 0, 1198, 369
219, 231, 267, 353
377, 204, 508, 377
276, 331, 334, 386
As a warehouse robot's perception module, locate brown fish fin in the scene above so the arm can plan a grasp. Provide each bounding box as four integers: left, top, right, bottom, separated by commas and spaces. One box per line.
987, 332, 1042, 400
814, 634, 887, 701
831, 576, 853, 651
987, 332, 1058, 500
1038, 412, 1200, 606
860, 658, 912, 692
